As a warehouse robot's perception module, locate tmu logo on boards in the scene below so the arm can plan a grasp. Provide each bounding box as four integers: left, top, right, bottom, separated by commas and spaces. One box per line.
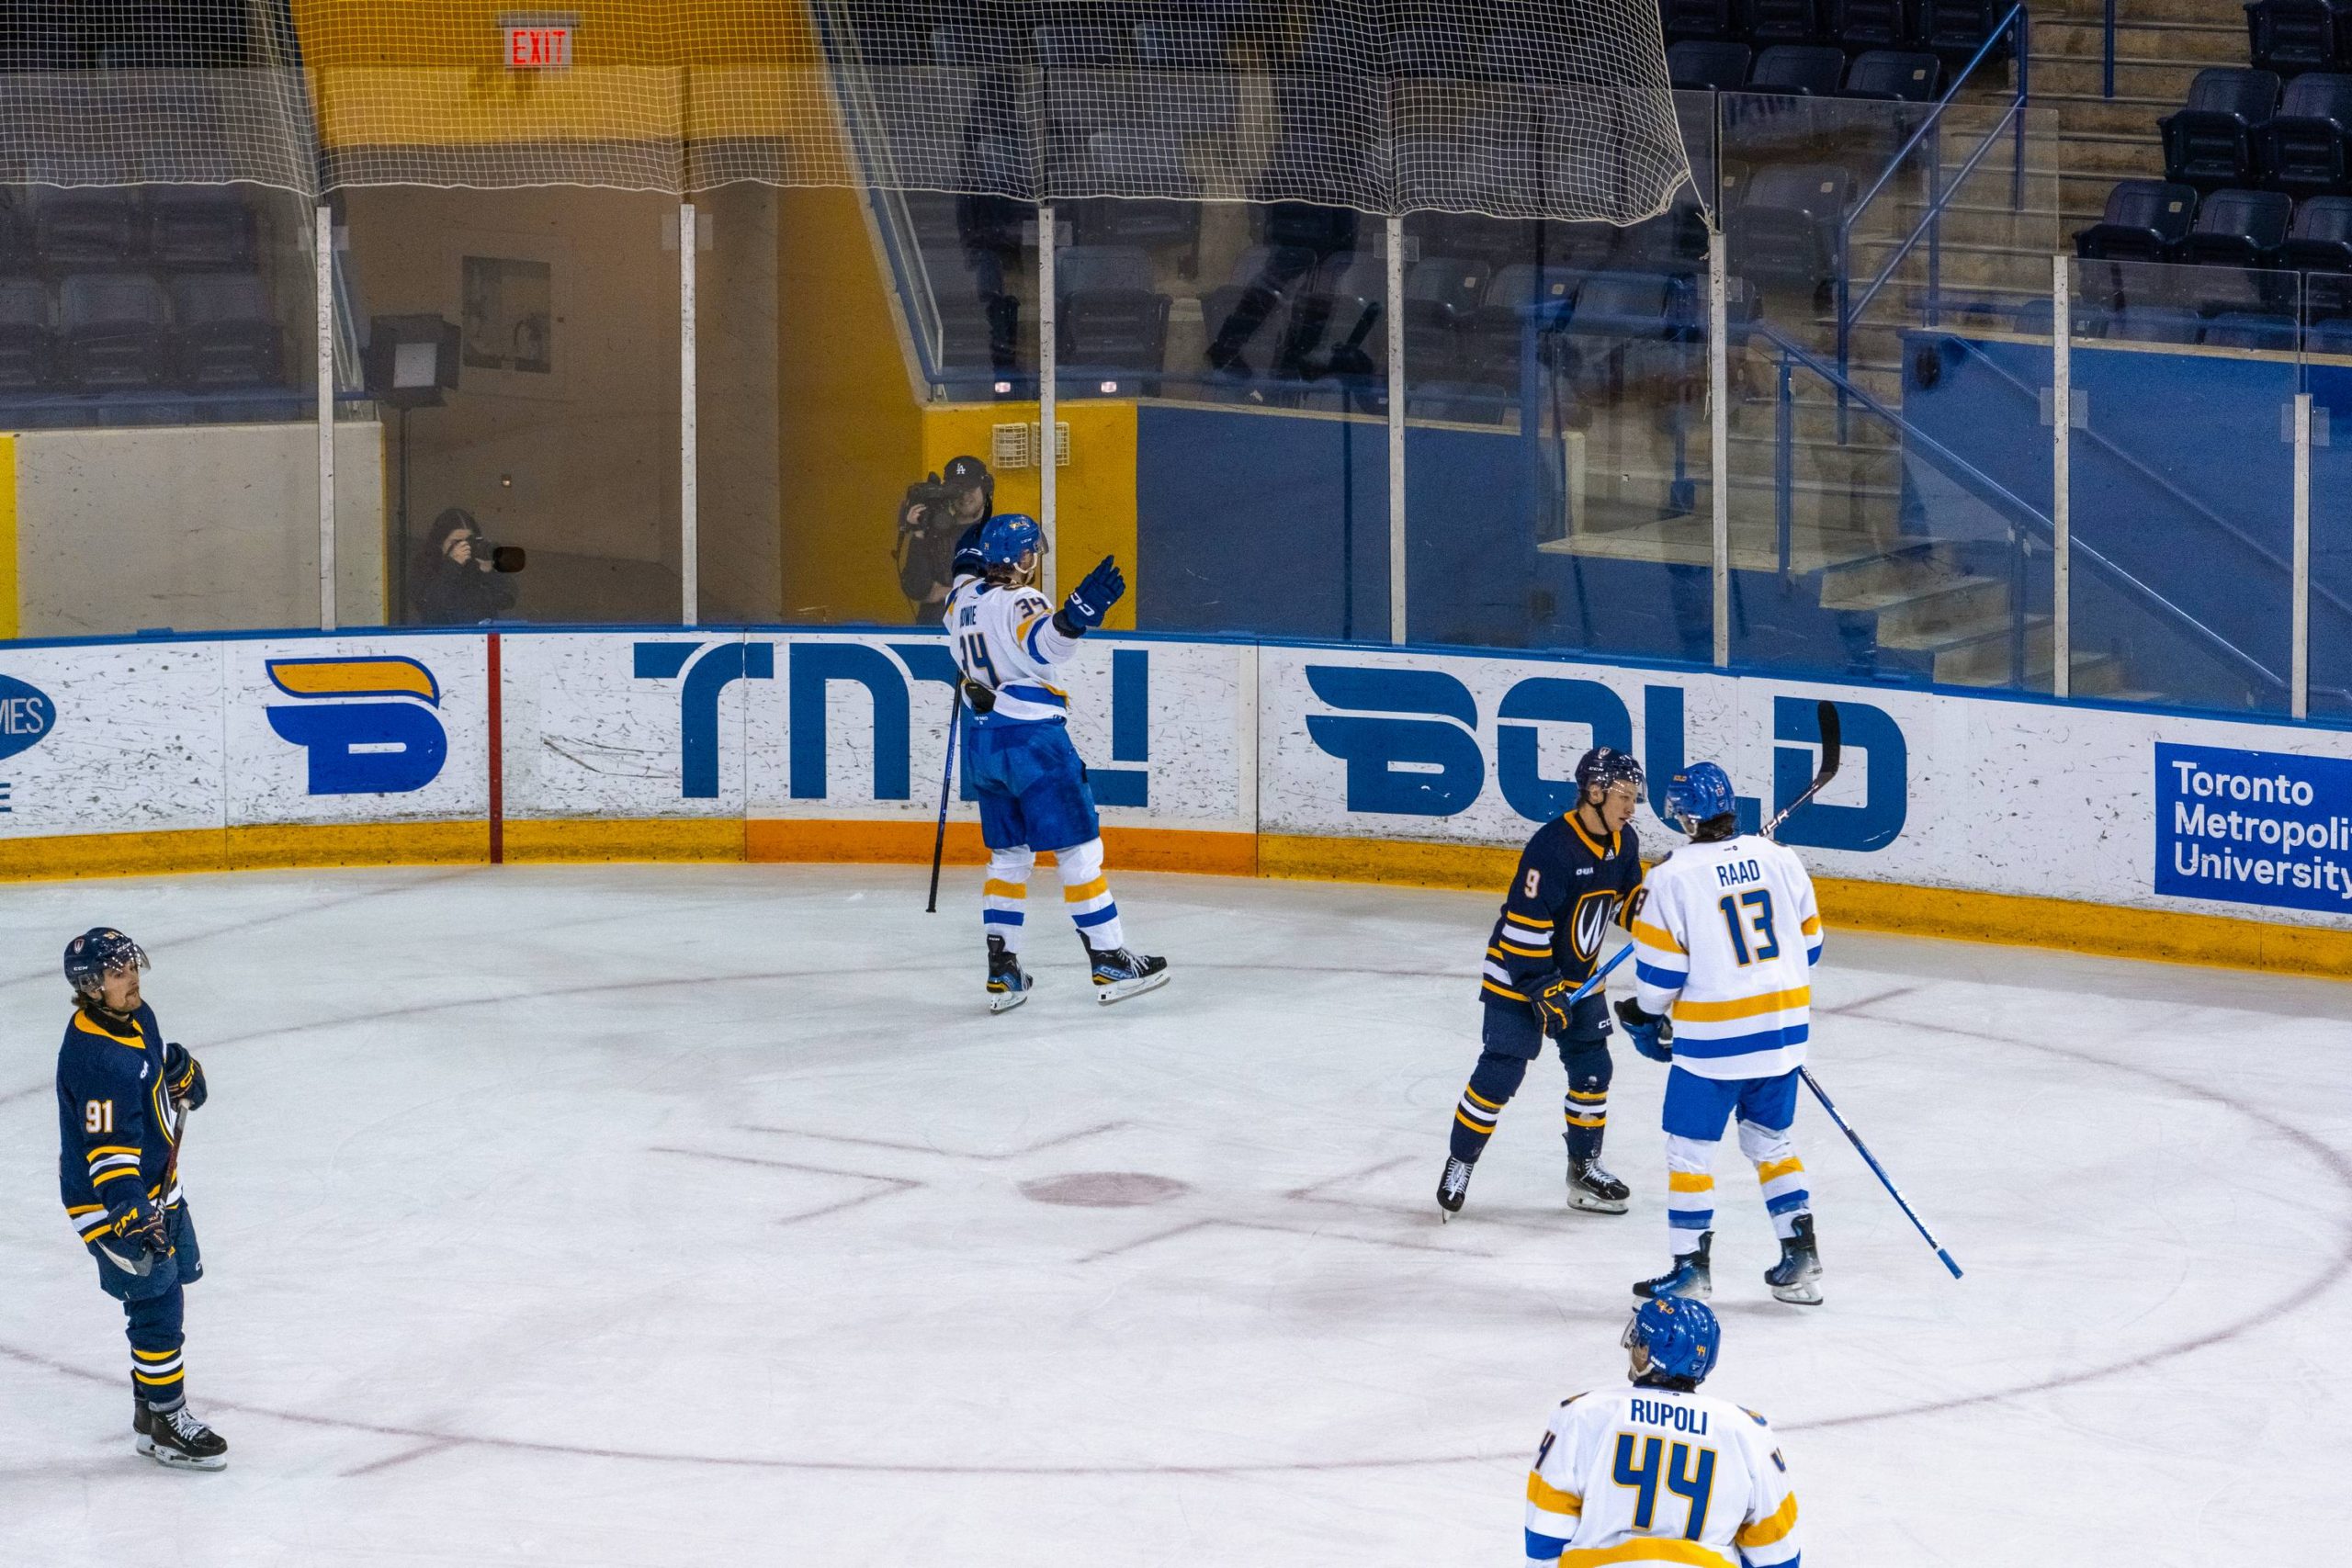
1293, 661, 1906, 853
2155, 742, 2352, 914
263, 656, 448, 795
630, 637, 1150, 807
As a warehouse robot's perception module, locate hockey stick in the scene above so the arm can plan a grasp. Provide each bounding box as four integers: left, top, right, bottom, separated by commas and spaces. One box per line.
924, 688, 961, 914
1800, 1066, 1963, 1279
1761, 699, 1841, 840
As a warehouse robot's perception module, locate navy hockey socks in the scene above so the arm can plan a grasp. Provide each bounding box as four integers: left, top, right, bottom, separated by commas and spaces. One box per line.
1560, 1044, 1612, 1166
1449, 1052, 1528, 1164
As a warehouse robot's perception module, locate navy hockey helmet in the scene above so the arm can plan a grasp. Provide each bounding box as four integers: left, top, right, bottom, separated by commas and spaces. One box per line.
1574, 746, 1645, 801
63, 927, 148, 998
979, 513, 1046, 570
1623, 1297, 1720, 1386
1665, 761, 1737, 830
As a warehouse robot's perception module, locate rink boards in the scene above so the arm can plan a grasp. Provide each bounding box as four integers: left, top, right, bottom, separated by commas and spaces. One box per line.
0, 627, 2348, 974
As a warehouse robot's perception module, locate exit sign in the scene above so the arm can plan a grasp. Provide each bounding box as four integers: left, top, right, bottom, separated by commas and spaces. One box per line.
503, 22, 572, 69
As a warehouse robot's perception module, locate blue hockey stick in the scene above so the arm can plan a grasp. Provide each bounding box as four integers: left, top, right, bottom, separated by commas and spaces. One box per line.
1800, 1066, 1964, 1279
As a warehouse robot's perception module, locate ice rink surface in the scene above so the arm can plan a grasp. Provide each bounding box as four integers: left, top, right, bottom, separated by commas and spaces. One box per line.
0, 863, 2346, 1566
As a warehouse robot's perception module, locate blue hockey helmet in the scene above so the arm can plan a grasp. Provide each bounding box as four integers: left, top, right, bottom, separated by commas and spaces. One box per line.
1665, 761, 1737, 830
1623, 1297, 1721, 1385
978, 513, 1046, 570
63, 927, 148, 998
1575, 746, 1645, 801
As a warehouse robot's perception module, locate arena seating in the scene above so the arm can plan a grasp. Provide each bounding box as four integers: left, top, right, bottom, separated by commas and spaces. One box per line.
2178, 188, 2295, 266
2255, 72, 2352, 189
2245, 0, 2352, 75
2283, 192, 2352, 267
2073, 179, 2201, 262
2161, 68, 2282, 188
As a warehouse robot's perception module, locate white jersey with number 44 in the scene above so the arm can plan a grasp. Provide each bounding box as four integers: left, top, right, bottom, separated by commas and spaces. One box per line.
1524, 1384, 1801, 1568
1630, 834, 1823, 1082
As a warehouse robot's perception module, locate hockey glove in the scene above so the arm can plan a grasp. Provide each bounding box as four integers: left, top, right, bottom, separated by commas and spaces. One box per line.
106, 1196, 169, 1256
163, 1043, 207, 1112
1532, 974, 1587, 1037
1056, 556, 1126, 635
949, 521, 988, 583
1615, 997, 1673, 1063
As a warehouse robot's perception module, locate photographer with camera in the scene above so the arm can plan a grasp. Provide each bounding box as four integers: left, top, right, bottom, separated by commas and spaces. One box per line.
411, 506, 525, 626
895, 455, 993, 624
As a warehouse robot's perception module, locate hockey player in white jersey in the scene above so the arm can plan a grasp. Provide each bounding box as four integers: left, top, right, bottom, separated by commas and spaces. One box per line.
945, 513, 1169, 1009
1615, 761, 1825, 1304
1523, 1297, 1802, 1568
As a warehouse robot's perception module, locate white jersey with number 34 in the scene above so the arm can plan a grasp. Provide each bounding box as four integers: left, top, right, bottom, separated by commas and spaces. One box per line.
1629, 834, 1822, 1083
1524, 1383, 1801, 1568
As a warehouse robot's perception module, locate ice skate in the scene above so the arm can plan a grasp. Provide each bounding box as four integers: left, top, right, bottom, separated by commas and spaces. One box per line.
1084, 941, 1169, 1004
1436, 1156, 1474, 1219
1764, 1214, 1823, 1305
986, 934, 1032, 1014
1634, 1231, 1713, 1301
1566, 1156, 1630, 1214
137, 1404, 227, 1471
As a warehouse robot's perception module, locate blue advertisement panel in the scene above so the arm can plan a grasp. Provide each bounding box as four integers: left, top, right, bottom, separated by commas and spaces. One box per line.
2155, 743, 2352, 914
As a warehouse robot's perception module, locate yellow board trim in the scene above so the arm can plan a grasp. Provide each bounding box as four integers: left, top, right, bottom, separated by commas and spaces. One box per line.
0, 432, 16, 640
0, 823, 2346, 984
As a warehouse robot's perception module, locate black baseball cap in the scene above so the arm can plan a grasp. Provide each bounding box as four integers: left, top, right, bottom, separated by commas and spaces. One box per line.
942, 456, 990, 491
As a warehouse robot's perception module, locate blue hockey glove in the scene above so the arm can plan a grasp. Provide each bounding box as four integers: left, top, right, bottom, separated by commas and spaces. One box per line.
1616, 997, 1673, 1063
164, 1043, 206, 1111
1057, 556, 1126, 633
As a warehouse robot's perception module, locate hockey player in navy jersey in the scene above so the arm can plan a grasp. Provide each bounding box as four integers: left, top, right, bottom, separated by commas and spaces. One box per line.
1439, 748, 1646, 1219
53, 929, 227, 1470
946, 513, 1169, 1009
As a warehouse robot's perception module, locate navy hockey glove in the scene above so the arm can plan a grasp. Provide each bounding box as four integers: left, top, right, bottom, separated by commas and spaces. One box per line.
1615, 998, 1673, 1063
163, 1043, 206, 1111
949, 521, 988, 582
1056, 556, 1126, 634
106, 1196, 168, 1256
1532, 974, 1589, 1036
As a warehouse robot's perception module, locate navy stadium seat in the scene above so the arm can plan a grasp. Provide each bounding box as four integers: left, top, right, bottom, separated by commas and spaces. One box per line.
2283, 193, 2352, 267
0, 277, 54, 391
0, 195, 27, 271
2179, 188, 2294, 265
2100, 303, 2205, 345
1724, 164, 1854, 288
1072, 130, 1200, 262
2245, 0, 2352, 75
2256, 72, 2352, 190
1833, 0, 1920, 50
1659, 0, 1740, 42
1400, 258, 1492, 381
1748, 44, 1848, 96
1463, 264, 1583, 384
2161, 68, 2282, 188
148, 188, 258, 270
1668, 39, 1753, 91
2307, 315, 2352, 353
1842, 51, 1940, 101
169, 273, 280, 389
2200, 311, 2301, 351
59, 272, 171, 389
1918, 0, 2011, 69
2074, 179, 2199, 262
35, 189, 143, 271
1740, 0, 1827, 45
1053, 245, 1169, 385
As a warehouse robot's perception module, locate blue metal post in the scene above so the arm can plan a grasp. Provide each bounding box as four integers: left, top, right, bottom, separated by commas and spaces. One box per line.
2102, 0, 2115, 100
1928, 118, 1943, 327
1835, 228, 1850, 445
2016, 9, 2032, 209
1776, 354, 1795, 573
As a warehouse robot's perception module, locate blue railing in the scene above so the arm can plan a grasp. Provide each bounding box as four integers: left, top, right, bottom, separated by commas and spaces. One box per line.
1835, 5, 2031, 412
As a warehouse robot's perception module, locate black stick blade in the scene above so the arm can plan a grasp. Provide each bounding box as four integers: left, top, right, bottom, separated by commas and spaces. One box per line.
1815, 700, 1842, 785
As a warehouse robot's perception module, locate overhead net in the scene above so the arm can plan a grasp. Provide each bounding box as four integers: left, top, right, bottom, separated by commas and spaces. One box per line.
4, 1, 1694, 223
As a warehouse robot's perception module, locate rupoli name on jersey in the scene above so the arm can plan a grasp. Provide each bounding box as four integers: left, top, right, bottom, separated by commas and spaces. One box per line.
2155, 742, 2352, 913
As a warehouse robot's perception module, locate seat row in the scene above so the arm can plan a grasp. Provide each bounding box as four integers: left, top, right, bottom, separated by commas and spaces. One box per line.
0, 186, 263, 275
2157, 67, 2352, 192
1668, 40, 1942, 100
2246, 0, 2352, 76
2075, 179, 2352, 273
1658, 0, 2009, 67
0, 272, 283, 395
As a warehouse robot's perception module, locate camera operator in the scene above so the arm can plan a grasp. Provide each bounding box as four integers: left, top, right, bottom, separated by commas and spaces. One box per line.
411, 506, 524, 626
895, 455, 993, 624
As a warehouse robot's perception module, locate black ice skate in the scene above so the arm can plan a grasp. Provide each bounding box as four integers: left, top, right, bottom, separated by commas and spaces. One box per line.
1082, 940, 1169, 1005
137, 1404, 227, 1471
1436, 1156, 1474, 1219
986, 934, 1032, 1014
1634, 1231, 1713, 1302
1566, 1156, 1630, 1214
1764, 1213, 1824, 1305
